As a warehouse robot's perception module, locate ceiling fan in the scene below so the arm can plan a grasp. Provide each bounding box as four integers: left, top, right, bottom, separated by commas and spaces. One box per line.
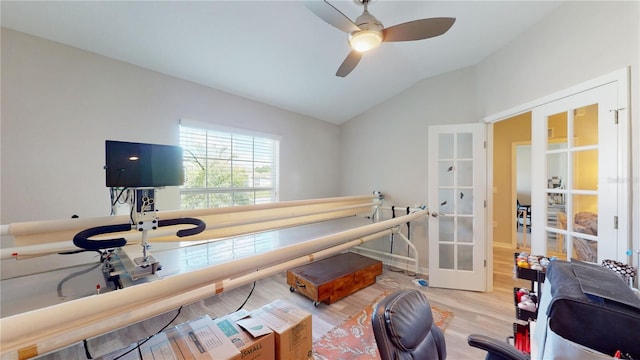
306, 0, 455, 77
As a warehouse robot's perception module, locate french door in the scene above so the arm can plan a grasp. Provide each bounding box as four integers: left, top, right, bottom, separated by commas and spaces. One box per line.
428, 123, 487, 291
530, 81, 627, 262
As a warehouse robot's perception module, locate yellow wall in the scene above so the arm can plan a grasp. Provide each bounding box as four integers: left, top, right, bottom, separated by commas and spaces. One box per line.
493, 112, 531, 246
493, 106, 598, 248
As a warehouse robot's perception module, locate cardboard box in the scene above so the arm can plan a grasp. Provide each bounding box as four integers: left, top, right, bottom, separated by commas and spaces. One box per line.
251, 300, 312, 360
158, 315, 241, 360
140, 332, 189, 360
213, 315, 275, 360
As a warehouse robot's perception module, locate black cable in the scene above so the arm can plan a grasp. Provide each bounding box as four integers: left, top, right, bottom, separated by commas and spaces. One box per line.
58, 249, 103, 256
389, 206, 396, 254
89, 282, 254, 359
110, 187, 129, 215
110, 306, 183, 360
235, 281, 257, 312
406, 207, 411, 237
129, 195, 135, 225
83, 339, 93, 359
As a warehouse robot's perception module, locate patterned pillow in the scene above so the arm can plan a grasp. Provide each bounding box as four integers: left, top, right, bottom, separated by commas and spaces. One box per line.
601, 259, 636, 282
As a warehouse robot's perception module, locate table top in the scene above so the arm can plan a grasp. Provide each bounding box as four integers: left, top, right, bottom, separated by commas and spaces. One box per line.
287, 252, 381, 285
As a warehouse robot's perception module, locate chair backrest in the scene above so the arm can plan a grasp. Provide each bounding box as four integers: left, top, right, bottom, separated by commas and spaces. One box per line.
371, 289, 446, 360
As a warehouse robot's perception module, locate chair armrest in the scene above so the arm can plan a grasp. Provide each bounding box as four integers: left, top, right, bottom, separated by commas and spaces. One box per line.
467, 334, 530, 360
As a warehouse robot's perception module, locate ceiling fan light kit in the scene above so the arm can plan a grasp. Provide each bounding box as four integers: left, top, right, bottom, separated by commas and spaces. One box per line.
306, 0, 456, 77
349, 30, 383, 52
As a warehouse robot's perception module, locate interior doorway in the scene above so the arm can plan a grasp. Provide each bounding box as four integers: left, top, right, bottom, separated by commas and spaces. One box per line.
487, 68, 630, 291
492, 112, 531, 250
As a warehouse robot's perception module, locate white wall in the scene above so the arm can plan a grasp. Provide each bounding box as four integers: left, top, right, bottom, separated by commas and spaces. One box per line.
340, 1, 640, 271
1, 28, 341, 224
340, 66, 479, 270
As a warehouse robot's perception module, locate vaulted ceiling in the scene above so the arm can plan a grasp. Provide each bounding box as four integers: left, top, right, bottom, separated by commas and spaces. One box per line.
1, 1, 563, 124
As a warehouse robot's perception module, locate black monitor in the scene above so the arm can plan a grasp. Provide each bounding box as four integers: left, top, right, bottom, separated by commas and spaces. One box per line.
105, 140, 184, 188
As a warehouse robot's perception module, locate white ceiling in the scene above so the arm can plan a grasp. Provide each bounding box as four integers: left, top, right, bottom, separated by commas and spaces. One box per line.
1, 1, 563, 124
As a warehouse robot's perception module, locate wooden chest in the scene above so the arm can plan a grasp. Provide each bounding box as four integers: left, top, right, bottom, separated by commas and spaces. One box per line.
286, 252, 383, 306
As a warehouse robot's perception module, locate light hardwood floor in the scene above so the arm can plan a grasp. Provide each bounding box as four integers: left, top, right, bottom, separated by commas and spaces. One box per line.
39, 247, 531, 360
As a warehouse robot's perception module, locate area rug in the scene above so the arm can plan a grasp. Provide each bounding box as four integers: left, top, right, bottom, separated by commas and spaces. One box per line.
312, 294, 454, 360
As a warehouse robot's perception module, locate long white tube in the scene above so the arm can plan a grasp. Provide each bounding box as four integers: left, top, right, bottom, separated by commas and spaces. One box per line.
0, 210, 428, 358
3, 195, 374, 237
185, 202, 374, 231
0, 204, 374, 259
0, 241, 76, 260
0, 200, 376, 259
16, 230, 392, 360
3, 195, 377, 247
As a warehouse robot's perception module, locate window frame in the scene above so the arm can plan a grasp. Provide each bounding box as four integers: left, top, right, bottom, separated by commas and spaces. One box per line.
179, 119, 280, 209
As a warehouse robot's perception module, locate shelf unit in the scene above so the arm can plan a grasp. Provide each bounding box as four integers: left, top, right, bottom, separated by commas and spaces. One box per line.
512, 253, 546, 354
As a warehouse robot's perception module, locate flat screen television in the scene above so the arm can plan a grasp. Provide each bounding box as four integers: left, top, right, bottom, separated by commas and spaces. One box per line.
105, 140, 184, 188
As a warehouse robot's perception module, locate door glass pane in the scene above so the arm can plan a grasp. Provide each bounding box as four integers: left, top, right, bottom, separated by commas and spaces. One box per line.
457, 133, 472, 158
547, 207, 567, 230
439, 134, 454, 159
574, 104, 598, 147
574, 149, 598, 191
457, 190, 473, 215
457, 217, 473, 243
547, 150, 567, 206
439, 217, 454, 242
572, 236, 598, 263
547, 208, 567, 257
546, 230, 566, 258
573, 195, 598, 230
458, 245, 473, 271
439, 244, 454, 269
439, 161, 455, 186
457, 160, 473, 186
439, 189, 454, 214
547, 112, 568, 149
571, 194, 598, 262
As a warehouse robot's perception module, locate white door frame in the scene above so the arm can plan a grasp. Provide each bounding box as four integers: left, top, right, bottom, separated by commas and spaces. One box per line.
484, 68, 630, 268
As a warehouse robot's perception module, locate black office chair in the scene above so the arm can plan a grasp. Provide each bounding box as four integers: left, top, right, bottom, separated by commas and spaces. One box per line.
371, 290, 529, 360
372, 289, 446, 360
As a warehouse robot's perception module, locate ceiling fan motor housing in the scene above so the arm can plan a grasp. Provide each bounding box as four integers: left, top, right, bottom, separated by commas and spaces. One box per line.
354, 9, 383, 32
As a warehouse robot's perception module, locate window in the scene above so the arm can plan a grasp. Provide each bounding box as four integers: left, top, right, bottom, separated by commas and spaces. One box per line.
179, 121, 279, 209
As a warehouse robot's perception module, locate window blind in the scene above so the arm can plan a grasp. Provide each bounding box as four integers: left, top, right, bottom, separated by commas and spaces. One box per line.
179, 122, 279, 209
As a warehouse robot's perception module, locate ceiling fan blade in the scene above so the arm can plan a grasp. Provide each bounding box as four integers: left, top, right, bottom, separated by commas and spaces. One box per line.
304, 1, 360, 33
336, 51, 363, 77
383, 17, 456, 42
